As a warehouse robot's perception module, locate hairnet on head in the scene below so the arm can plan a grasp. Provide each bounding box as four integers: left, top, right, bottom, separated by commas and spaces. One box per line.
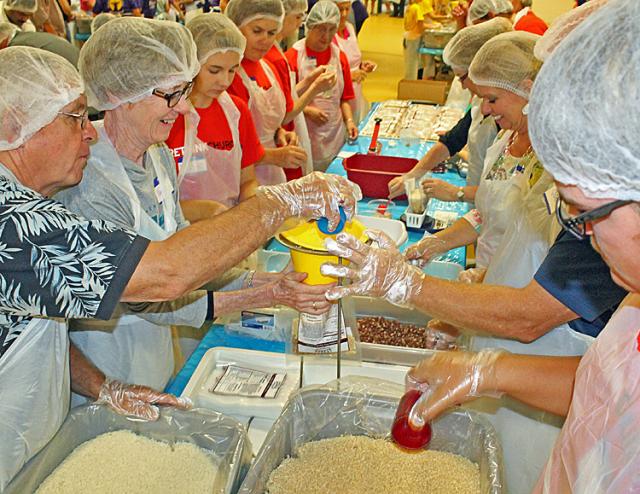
443, 17, 512, 72
468, 0, 513, 23
0, 21, 18, 41
225, 0, 284, 29
306, 0, 340, 29
330, 0, 354, 4
0, 47, 83, 151
534, 0, 608, 62
91, 12, 116, 33
282, 0, 307, 14
3, 0, 36, 13
469, 31, 541, 99
529, 0, 640, 201
187, 13, 245, 63
79, 18, 199, 111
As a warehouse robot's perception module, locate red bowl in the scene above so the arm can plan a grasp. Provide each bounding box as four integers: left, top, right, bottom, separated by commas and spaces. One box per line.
343, 154, 418, 199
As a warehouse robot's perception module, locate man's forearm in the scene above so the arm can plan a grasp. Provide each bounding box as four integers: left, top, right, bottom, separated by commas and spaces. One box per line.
69, 342, 105, 399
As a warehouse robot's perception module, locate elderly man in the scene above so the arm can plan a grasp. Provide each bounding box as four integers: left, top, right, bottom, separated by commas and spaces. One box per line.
0, 21, 78, 64
0, 0, 36, 30
0, 46, 359, 488
511, 0, 547, 34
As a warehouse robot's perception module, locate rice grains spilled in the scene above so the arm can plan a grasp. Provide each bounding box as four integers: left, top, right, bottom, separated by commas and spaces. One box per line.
267, 436, 480, 494
35, 430, 219, 494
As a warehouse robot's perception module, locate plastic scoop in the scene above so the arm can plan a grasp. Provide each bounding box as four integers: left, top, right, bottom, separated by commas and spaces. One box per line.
391, 389, 432, 450
317, 206, 347, 235
368, 118, 382, 154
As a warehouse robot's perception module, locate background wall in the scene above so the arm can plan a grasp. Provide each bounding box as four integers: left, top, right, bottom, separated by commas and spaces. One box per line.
533, 0, 574, 23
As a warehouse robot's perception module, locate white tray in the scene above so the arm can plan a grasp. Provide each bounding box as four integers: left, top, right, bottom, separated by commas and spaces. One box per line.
355, 214, 408, 246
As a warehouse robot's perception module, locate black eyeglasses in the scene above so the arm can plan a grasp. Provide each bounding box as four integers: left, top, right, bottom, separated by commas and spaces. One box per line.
58, 109, 89, 129
555, 197, 632, 240
152, 81, 193, 108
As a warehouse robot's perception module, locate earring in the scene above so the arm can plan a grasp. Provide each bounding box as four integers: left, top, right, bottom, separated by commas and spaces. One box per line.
522, 103, 530, 116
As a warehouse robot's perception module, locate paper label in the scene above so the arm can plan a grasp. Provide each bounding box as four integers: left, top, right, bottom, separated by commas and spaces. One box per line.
431, 210, 458, 230
296, 304, 353, 354
209, 365, 286, 398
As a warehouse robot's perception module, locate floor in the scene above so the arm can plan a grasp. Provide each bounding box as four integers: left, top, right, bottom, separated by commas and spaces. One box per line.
358, 13, 406, 103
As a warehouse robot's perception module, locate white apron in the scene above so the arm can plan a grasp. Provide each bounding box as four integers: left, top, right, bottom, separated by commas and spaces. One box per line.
179, 92, 244, 207
70, 122, 176, 402
293, 39, 346, 171
239, 59, 287, 185
334, 22, 369, 124
535, 294, 640, 494
0, 317, 69, 490
466, 96, 498, 187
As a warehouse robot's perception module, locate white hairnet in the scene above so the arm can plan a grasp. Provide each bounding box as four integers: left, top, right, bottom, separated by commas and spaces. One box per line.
3, 0, 36, 13
468, 0, 513, 23
529, 0, 640, 201
443, 17, 512, 72
79, 18, 199, 111
0, 46, 83, 151
469, 31, 541, 99
534, 0, 608, 62
306, 0, 340, 29
283, 0, 307, 14
330, 0, 354, 4
91, 12, 116, 33
187, 13, 246, 63
0, 21, 18, 41
225, 0, 284, 29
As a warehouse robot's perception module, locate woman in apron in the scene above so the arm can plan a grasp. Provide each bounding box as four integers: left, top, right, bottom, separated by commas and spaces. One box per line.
165, 13, 261, 213
332, 0, 375, 124
225, 0, 309, 185
285, 0, 358, 172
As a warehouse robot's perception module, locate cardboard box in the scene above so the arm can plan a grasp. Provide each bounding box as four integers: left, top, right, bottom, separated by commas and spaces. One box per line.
397, 79, 450, 105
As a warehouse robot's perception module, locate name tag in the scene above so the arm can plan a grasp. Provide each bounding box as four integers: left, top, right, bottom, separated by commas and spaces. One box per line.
153, 176, 173, 205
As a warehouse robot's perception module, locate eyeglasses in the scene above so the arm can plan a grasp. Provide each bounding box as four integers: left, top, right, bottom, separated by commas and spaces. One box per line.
58, 109, 89, 130
555, 197, 632, 240
152, 81, 193, 108
458, 73, 469, 83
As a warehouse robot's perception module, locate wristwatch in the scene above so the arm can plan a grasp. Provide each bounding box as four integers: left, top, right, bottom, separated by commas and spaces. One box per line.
456, 187, 465, 201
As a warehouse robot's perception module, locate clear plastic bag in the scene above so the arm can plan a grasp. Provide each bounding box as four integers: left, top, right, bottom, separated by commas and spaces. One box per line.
239, 376, 503, 493
6, 405, 252, 494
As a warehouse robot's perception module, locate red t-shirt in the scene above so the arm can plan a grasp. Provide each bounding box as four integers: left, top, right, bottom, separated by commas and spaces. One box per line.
514, 10, 548, 36
285, 44, 355, 102
165, 93, 265, 175
227, 57, 294, 112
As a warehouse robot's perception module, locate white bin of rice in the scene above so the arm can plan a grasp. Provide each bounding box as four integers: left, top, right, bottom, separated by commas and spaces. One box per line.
239, 377, 503, 494
5, 404, 252, 494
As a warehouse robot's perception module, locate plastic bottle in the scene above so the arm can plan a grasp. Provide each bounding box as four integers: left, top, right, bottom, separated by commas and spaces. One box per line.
391, 389, 432, 450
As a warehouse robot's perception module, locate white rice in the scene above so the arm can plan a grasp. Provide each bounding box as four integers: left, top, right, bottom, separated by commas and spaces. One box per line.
35, 430, 219, 494
267, 435, 481, 494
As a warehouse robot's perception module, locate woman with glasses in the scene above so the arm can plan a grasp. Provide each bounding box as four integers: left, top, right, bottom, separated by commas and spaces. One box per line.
56, 18, 335, 402
285, 0, 358, 172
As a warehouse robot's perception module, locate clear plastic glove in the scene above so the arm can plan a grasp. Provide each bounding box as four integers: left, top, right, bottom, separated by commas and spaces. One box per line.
97, 378, 192, 421
361, 60, 377, 73
275, 128, 299, 147
457, 267, 487, 284
422, 178, 459, 202
273, 144, 307, 169
404, 234, 447, 267
269, 271, 335, 315
312, 71, 338, 95
321, 229, 425, 307
424, 319, 460, 350
351, 68, 367, 83
258, 171, 362, 231
405, 349, 504, 427
305, 106, 329, 125
388, 174, 410, 199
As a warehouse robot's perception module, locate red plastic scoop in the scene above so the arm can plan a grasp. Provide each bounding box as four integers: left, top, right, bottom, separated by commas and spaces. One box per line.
391, 389, 432, 450
368, 118, 382, 154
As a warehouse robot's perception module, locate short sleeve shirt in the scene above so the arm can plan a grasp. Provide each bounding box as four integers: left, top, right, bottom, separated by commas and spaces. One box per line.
0, 171, 149, 359
534, 230, 628, 337
227, 58, 294, 113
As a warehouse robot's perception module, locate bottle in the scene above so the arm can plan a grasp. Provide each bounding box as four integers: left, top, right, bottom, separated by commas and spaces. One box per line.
391, 389, 432, 450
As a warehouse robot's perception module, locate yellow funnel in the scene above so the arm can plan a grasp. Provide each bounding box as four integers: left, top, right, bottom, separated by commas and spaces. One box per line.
278, 218, 368, 285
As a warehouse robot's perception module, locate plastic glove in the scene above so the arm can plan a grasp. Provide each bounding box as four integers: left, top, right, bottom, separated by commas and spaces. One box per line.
457, 267, 487, 284
258, 171, 362, 231
273, 145, 307, 169
351, 68, 367, 83
312, 71, 338, 94
421, 178, 459, 202
321, 229, 425, 307
275, 128, 299, 147
424, 319, 460, 350
269, 271, 335, 315
305, 105, 330, 125
404, 234, 447, 267
97, 378, 193, 421
405, 349, 505, 428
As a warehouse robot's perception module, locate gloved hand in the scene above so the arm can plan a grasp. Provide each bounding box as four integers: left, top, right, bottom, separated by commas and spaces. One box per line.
321, 229, 425, 307
404, 234, 447, 268
422, 178, 459, 202
424, 319, 459, 350
457, 267, 487, 284
405, 349, 505, 428
97, 378, 193, 421
258, 172, 362, 231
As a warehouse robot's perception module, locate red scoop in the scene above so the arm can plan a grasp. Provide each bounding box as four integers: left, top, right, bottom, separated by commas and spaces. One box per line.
391, 389, 432, 450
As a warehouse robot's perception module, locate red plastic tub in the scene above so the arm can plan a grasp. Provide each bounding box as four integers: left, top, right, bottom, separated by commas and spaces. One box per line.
342, 154, 419, 199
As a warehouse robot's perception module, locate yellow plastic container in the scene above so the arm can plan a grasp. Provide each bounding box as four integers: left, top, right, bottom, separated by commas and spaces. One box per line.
278, 219, 368, 285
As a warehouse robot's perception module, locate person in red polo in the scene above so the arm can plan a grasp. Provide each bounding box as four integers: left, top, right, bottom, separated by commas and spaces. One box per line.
511, 0, 547, 35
